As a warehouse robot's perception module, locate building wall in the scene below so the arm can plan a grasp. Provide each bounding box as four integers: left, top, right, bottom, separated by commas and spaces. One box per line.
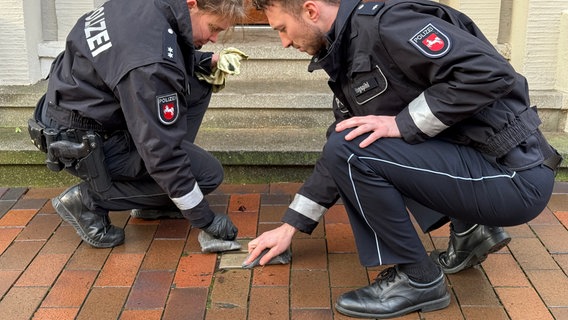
1, 0, 567, 96
42, 0, 57, 41
555, 10, 568, 93
510, 0, 568, 91
440, 0, 501, 44
0, 0, 42, 85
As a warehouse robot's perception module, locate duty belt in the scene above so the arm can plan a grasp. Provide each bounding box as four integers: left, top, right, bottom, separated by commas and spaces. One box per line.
46, 101, 108, 133
542, 147, 562, 171
534, 129, 563, 172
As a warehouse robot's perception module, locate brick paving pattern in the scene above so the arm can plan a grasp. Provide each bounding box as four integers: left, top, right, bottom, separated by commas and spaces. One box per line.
0, 182, 567, 319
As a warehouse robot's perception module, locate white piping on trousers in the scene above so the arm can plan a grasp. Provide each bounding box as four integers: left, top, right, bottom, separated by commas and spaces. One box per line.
358, 156, 517, 181
347, 153, 383, 265
345, 153, 518, 265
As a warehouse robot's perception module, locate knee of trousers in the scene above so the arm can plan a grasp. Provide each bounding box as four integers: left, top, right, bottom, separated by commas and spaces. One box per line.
322, 130, 352, 166
198, 157, 224, 195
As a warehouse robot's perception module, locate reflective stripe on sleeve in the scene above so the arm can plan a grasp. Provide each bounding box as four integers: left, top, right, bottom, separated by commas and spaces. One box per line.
171, 183, 204, 210
289, 194, 327, 222
408, 92, 449, 137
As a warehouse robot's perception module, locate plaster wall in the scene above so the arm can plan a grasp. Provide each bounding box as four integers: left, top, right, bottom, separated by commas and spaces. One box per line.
0, 0, 42, 85
1, 0, 567, 94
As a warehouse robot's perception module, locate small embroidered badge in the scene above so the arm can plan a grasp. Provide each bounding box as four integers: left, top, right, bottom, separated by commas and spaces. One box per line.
156, 93, 179, 125
409, 23, 451, 58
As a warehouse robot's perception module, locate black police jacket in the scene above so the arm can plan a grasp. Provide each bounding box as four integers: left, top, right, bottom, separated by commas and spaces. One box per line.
39, 0, 213, 219
282, 0, 551, 234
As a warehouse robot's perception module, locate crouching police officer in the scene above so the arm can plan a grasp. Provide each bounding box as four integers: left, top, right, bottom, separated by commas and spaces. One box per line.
245, 0, 562, 318
28, 0, 246, 248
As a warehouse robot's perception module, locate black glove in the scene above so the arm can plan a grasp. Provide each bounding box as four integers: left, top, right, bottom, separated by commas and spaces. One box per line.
182, 199, 216, 228
202, 214, 238, 241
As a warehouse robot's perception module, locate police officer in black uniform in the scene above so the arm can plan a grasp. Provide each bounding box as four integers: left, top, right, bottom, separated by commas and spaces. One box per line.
28, 0, 246, 248
245, 0, 562, 318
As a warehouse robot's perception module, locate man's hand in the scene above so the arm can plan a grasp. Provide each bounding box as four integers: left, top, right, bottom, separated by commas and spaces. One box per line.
203, 213, 238, 240
244, 223, 297, 266
335, 115, 401, 148
211, 53, 219, 68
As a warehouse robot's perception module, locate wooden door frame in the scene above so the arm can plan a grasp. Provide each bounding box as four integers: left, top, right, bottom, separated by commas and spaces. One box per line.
244, 0, 268, 24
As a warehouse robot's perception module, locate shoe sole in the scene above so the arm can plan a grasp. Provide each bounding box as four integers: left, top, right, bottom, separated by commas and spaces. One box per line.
52, 197, 123, 248
334, 292, 451, 319
440, 232, 511, 274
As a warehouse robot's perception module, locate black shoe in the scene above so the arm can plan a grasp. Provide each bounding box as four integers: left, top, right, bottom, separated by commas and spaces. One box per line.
431, 224, 511, 274
130, 209, 184, 220
335, 266, 450, 319
53, 186, 125, 248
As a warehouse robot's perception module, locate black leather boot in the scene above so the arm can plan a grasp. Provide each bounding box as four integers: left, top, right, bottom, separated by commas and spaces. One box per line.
431, 224, 511, 274
53, 186, 125, 248
130, 209, 183, 219
335, 266, 450, 319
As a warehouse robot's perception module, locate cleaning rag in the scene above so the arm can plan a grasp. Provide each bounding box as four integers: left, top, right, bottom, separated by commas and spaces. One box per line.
242, 248, 292, 269
196, 47, 248, 92
198, 230, 242, 253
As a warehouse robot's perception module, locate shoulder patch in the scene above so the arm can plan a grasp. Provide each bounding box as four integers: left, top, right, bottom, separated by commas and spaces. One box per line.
163, 28, 177, 62
408, 23, 451, 58
156, 93, 179, 125
356, 2, 384, 16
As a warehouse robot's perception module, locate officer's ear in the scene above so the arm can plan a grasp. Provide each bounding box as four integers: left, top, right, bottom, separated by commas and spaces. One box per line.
302, 1, 320, 22
187, 0, 198, 10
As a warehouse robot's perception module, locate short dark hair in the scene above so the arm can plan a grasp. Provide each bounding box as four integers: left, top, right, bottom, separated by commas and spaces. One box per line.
252, 0, 340, 17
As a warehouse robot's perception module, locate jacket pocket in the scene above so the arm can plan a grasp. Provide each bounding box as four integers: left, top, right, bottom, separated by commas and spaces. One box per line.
349, 57, 388, 105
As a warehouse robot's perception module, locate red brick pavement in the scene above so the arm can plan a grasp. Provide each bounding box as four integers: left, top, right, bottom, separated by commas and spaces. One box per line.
0, 183, 567, 319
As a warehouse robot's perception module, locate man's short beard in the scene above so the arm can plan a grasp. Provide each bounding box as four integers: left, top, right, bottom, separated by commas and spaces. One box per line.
299, 17, 326, 54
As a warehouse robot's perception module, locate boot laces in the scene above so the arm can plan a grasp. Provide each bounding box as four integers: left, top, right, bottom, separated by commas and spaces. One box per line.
102, 215, 110, 235
375, 267, 399, 289
439, 224, 458, 260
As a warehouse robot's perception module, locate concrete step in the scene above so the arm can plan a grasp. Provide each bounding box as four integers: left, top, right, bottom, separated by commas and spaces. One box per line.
0, 78, 333, 129
0, 126, 327, 154
201, 26, 327, 81
0, 126, 326, 187
2, 126, 568, 187
2, 26, 567, 186
205, 79, 333, 129
0, 81, 47, 128
38, 26, 324, 80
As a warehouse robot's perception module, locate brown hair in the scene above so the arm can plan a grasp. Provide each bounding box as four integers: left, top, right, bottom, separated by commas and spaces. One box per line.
196, 0, 247, 25
252, 0, 339, 16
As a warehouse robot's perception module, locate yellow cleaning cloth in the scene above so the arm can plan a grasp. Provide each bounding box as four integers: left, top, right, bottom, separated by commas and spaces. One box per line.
196, 47, 248, 92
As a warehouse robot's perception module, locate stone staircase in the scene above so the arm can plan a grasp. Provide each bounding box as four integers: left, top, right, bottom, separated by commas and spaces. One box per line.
1, 26, 567, 187
0, 27, 334, 186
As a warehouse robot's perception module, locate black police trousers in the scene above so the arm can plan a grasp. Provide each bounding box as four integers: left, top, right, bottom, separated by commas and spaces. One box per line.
72, 75, 221, 216
322, 129, 555, 267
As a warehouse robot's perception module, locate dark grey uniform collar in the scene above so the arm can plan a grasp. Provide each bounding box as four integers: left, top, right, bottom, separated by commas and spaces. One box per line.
307, 0, 361, 79
154, 0, 195, 49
